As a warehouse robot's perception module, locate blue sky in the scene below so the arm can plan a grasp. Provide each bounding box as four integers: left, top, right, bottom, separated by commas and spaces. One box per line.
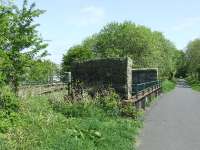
16, 0, 200, 64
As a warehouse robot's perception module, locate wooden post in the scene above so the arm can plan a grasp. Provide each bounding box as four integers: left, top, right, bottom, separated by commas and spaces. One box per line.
135, 101, 140, 109
149, 93, 152, 102
141, 98, 146, 110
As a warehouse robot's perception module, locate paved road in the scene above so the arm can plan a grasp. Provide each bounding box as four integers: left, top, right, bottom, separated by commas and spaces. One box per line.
138, 80, 200, 150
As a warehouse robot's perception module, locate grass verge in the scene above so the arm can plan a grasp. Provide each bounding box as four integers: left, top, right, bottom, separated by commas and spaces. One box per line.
0, 90, 143, 150
161, 80, 176, 93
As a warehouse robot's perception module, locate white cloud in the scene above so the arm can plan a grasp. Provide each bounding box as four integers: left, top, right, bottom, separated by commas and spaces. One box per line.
79, 6, 105, 26
171, 17, 200, 31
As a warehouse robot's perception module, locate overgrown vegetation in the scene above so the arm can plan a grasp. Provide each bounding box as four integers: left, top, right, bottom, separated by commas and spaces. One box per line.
181, 39, 200, 90
0, 90, 143, 150
191, 84, 200, 92
162, 80, 176, 93
0, 86, 19, 134
186, 76, 200, 91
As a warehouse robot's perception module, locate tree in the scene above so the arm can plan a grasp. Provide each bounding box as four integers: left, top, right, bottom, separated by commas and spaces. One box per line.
23, 60, 59, 83
61, 37, 95, 81
185, 38, 200, 80
0, 0, 47, 93
62, 21, 178, 79
175, 51, 187, 78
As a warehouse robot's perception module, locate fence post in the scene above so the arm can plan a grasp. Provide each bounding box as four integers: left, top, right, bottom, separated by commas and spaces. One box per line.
141, 98, 146, 110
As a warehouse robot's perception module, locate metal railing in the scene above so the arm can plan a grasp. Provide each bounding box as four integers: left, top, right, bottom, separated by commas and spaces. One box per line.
132, 80, 161, 95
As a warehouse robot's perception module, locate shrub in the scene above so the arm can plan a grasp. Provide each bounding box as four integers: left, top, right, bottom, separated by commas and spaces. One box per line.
162, 80, 176, 92
120, 102, 144, 120
186, 76, 200, 91
0, 86, 19, 133
48, 94, 103, 118
95, 89, 120, 116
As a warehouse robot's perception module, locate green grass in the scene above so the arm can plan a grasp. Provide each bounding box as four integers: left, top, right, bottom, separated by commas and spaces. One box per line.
0, 91, 143, 150
0, 80, 178, 150
161, 80, 176, 93
191, 84, 200, 91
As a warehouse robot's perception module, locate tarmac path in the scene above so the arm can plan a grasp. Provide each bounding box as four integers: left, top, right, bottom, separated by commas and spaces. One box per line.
138, 80, 200, 150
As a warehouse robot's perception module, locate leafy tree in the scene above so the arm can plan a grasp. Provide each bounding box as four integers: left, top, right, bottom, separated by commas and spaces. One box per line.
0, 0, 47, 93
94, 22, 152, 62
61, 36, 95, 80
185, 38, 200, 80
23, 60, 59, 84
62, 21, 178, 79
175, 51, 187, 78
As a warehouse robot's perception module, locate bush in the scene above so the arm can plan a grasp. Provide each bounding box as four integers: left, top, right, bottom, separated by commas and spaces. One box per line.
186, 76, 197, 84
120, 102, 143, 120
95, 89, 121, 116
50, 88, 144, 120
162, 80, 176, 92
0, 86, 19, 133
186, 76, 200, 91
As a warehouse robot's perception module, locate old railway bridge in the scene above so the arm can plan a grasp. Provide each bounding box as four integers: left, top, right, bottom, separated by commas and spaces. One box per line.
71, 57, 162, 109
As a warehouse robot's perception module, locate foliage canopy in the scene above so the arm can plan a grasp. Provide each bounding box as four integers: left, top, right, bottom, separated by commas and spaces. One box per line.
62, 21, 179, 79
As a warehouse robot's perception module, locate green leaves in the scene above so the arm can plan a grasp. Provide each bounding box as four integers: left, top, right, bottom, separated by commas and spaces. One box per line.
62, 44, 94, 73
62, 21, 178, 79
23, 60, 59, 83
0, 0, 47, 93
0, 86, 19, 133
186, 38, 200, 78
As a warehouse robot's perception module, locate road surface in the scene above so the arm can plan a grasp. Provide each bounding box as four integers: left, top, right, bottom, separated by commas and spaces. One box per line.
138, 80, 200, 150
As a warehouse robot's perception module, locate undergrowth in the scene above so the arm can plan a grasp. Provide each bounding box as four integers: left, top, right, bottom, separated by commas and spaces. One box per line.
186, 76, 200, 91
0, 89, 143, 150
161, 80, 176, 93
0, 86, 19, 134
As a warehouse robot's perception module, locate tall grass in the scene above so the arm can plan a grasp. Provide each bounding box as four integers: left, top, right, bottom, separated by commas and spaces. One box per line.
1, 90, 143, 150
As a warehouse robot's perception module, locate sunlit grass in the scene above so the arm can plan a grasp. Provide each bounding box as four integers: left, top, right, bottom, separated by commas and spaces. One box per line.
1, 92, 142, 150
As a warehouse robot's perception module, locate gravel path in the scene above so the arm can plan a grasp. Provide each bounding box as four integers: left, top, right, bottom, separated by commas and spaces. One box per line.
138, 80, 200, 150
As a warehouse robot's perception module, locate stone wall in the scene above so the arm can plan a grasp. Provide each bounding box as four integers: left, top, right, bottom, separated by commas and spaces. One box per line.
71, 57, 132, 99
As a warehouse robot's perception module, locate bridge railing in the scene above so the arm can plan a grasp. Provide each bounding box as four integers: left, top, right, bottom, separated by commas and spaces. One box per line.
132, 80, 161, 95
